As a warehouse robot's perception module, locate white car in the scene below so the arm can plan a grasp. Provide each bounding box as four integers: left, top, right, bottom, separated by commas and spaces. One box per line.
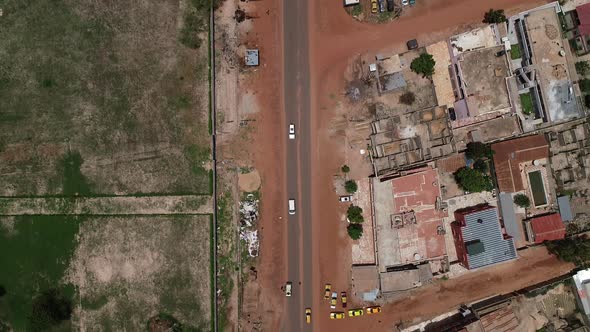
339, 196, 352, 202
401, 0, 409, 5
285, 282, 292, 297
288, 199, 296, 215
289, 124, 295, 140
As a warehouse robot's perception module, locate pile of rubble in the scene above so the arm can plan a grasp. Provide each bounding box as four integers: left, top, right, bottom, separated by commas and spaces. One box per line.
239, 194, 259, 257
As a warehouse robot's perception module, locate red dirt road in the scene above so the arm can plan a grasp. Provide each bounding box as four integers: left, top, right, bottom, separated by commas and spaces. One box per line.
305, 0, 570, 331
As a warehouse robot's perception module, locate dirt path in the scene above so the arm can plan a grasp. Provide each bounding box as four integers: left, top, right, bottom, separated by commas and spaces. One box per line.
307, 0, 558, 331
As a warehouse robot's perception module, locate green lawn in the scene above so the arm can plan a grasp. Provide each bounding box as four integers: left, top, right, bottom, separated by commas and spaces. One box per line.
520, 92, 534, 115
0, 216, 82, 330
511, 44, 522, 60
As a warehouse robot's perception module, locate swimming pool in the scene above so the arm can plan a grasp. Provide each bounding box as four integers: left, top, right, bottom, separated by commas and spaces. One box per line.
528, 170, 547, 206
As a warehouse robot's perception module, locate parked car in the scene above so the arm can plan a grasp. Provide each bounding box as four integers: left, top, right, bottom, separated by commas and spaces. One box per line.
378, 0, 386, 12
407, 39, 418, 50
289, 124, 295, 140
341, 292, 347, 308
402, 0, 409, 5
288, 199, 296, 215
386, 0, 394, 11
285, 282, 292, 297
339, 195, 352, 202
324, 283, 332, 300
305, 308, 311, 324
330, 312, 346, 320
366, 306, 382, 314
348, 308, 364, 317
371, 0, 378, 13
330, 292, 338, 309
409, 0, 416, 5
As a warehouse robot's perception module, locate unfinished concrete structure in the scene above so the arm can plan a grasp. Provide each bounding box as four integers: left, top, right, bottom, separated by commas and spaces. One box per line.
370, 106, 455, 178
548, 120, 590, 190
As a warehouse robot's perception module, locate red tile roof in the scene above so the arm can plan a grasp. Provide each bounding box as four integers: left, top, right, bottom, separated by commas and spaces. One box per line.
491, 134, 549, 193
530, 213, 565, 244
578, 3, 590, 36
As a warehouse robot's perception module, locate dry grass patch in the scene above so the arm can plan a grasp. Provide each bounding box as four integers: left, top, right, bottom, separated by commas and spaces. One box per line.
65, 215, 210, 331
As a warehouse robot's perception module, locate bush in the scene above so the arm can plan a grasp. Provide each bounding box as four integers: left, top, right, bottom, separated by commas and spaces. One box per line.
454, 167, 493, 193
580, 79, 590, 94
347, 205, 364, 223
341, 165, 350, 173
483, 9, 507, 23
347, 223, 363, 240
576, 61, 590, 76
410, 53, 436, 78
30, 289, 72, 330
546, 237, 590, 264
473, 159, 488, 173
399, 92, 416, 105
465, 142, 493, 160
0, 285, 5, 297
345, 180, 358, 193
513, 193, 531, 208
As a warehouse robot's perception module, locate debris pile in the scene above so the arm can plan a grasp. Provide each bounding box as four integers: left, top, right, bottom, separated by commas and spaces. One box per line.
240, 194, 259, 257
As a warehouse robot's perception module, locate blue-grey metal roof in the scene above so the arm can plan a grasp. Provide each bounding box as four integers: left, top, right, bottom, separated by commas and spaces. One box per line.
499, 192, 521, 241
558, 196, 573, 222
461, 207, 517, 269
245, 49, 259, 66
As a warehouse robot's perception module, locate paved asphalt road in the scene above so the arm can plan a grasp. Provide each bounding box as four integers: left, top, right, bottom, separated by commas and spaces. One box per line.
283, 0, 312, 330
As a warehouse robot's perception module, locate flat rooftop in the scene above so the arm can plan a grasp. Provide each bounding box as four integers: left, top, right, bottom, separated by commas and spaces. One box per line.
426, 41, 455, 108
450, 26, 497, 57
374, 168, 446, 270
525, 7, 580, 122
459, 46, 511, 116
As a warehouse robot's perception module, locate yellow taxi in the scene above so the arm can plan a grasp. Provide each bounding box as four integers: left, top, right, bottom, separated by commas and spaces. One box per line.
371, 0, 378, 13
341, 291, 347, 308
305, 308, 311, 324
324, 283, 332, 300
330, 311, 346, 320
366, 306, 382, 314
348, 308, 364, 317
330, 292, 337, 309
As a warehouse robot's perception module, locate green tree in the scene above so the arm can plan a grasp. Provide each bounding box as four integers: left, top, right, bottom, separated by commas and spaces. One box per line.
576, 61, 590, 76
30, 289, 72, 331
473, 159, 489, 173
345, 180, 358, 193
513, 193, 531, 208
0, 285, 5, 297
341, 165, 350, 173
483, 9, 507, 23
545, 237, 590, 264
410, 53, 436, 78
581, 79, 590, 94
465, 142, 494, 160
347, 205, 364, 223
347, 223, 363, 240
585, 95, 590, 109
454, 167, 493, 192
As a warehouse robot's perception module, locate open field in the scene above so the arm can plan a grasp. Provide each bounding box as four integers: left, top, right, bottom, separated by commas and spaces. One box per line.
0, 0, 211, 196
0, 215, 211, 331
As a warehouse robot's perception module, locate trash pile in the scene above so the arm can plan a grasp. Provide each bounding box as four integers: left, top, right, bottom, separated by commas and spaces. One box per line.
239, 194, 259, 257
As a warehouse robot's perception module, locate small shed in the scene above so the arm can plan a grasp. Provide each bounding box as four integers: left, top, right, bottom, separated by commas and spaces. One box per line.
525, 213, 565, 244
245, 49, 259, 66
344, 0, 360, 5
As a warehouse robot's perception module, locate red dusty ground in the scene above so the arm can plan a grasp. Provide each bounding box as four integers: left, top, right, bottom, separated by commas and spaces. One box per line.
307, 0, 561, 331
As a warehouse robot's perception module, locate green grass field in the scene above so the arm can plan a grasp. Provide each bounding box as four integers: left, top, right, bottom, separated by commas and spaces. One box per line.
0, 0, 211, 196
0, 216, 81, 330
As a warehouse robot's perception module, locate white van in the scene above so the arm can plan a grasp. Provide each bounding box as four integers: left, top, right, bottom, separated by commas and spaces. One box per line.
285, 281, 292, 297
288, 199, 296, 215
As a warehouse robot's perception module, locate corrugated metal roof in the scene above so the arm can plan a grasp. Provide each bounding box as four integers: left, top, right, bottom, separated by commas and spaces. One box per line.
460, 207, 517, 269
499, 192, 521, 241
529, 213, 565, 243
577, 3, 590, 36
558, 196, 573, 222
245, 49, 259, 66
